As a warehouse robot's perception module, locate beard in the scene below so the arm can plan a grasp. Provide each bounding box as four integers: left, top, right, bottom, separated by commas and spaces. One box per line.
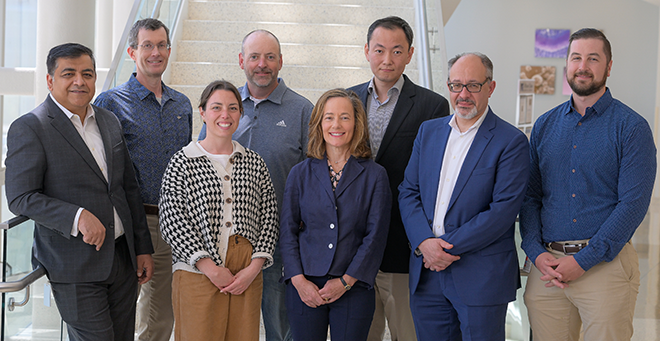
247, 67, 276, 88
453, 99, 480, 120
568, 69, 607, 97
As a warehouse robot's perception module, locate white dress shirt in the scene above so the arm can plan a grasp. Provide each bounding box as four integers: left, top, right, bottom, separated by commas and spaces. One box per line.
432, 110, 488, 237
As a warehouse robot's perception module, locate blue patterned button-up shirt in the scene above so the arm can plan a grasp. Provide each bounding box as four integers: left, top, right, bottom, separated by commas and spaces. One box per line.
95, 73, 192, 205
520, 88, 656, 271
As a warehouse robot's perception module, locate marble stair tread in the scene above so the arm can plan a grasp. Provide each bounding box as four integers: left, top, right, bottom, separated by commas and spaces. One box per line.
181, 20, 372, 45
175, 40, 415, 70
188, 1, 414, 25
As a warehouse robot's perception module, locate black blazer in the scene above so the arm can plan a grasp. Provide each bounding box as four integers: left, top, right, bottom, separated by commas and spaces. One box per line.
5, 95, 153, 283
348, 74, 450, 273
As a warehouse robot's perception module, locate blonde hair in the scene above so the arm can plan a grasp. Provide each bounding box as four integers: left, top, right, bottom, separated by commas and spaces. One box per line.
307, 88, 372, 159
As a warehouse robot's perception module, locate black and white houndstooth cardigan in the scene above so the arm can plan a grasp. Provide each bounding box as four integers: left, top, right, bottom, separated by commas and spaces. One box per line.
159, 141, 279, 273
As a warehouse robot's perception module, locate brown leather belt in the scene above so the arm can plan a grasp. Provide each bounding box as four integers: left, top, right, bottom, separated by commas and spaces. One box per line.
548, 242, 587, 255
144, 204, 158, 215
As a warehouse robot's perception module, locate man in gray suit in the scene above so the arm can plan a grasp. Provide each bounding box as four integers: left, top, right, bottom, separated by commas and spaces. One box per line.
5, 43, 154, 341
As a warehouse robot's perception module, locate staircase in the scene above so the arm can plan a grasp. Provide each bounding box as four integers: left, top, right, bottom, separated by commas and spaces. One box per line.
168, 0, 418, 135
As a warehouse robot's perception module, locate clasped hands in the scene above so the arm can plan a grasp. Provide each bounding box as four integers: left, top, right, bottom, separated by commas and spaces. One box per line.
291, 274, 357, 308
197, 257, 265, 295
418, 238, 460, 272
534, 252, 585, 289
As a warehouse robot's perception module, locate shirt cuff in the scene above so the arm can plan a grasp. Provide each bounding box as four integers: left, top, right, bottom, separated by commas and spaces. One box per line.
71, 207, 84, 237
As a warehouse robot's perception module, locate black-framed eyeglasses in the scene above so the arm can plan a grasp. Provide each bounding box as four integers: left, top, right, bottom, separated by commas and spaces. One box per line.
136, 43, 171, 52
447, 78, 491, 93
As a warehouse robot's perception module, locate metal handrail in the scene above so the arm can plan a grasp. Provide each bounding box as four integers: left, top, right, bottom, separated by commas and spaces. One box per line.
0, 266, 45, 294
0, 215, 45, 295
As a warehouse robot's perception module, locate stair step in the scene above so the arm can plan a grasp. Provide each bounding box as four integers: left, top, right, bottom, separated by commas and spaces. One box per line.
188, 1, 414, 25
194, 0, 412, 7
181, 20, 371, 45
170, 61, 389, 89
176, 40, 369, 68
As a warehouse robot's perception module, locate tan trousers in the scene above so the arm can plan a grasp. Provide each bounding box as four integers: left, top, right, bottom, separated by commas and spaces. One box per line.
366, 271, 418, 341
524, 241, 640, 341
172, 235, 263, 341
136, 214, 174, 341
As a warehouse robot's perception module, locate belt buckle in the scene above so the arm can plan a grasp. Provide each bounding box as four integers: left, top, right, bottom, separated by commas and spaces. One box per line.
562, 243, 582, 255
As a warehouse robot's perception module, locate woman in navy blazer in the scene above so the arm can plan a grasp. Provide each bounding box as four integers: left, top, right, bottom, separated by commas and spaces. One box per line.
280, 89, 391, 341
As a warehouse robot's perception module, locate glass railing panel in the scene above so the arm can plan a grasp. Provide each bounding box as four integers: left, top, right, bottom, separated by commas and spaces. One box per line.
107, 0, 184, 90
3, 217, 65, 341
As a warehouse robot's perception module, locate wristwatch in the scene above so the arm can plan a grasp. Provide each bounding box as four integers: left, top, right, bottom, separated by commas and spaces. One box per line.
340, 276, 352, 291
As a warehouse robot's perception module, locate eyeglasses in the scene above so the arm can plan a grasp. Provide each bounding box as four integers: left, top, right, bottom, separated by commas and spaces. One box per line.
136, 43, 171, 52
447, 78, 491, 93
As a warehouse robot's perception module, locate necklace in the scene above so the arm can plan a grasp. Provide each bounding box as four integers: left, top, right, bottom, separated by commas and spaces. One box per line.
330, 158, 348, 164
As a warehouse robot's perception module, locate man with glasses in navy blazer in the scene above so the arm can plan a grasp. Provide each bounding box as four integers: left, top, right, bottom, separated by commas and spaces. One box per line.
399, 52, 529, 340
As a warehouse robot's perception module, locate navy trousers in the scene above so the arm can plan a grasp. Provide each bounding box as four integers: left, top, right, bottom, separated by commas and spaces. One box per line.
410, 267, 508, 341
286, 276, 375, 341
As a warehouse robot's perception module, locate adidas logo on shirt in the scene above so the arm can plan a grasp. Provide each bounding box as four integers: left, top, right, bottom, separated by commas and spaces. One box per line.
276, 120, 287, 127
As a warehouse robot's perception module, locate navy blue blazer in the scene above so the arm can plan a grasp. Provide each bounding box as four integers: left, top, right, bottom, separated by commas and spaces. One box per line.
399, 109, 529, 306
280, 156, 391, 287
349, 75, 449, 273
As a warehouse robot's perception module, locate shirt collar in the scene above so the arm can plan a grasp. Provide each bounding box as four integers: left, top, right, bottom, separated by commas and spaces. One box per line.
240, 78, 287, 105
566, 87, 613, 117
50, 93, 95, 122
448, 106, 489, 135
367, 75, 404, 102
128, 72, 174, 102
183, 140, 246, 158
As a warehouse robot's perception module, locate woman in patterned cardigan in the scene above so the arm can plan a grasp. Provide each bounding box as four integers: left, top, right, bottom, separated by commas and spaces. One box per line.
159, 80, 278, 341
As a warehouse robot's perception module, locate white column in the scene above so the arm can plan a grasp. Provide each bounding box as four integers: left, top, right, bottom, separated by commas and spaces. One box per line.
113, 0, 135, 52
34, 0, 96, 101
96, 0, 114, 69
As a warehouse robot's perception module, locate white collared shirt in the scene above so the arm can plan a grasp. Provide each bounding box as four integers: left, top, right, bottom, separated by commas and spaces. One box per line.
432, 110, 489, 237
50, 94, 124, 239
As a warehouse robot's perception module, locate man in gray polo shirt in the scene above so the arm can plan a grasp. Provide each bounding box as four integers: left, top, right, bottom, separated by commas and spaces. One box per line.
199, 29, 312, 341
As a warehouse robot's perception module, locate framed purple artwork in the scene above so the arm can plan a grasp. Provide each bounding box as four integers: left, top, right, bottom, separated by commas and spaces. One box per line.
535, 29, 570, 58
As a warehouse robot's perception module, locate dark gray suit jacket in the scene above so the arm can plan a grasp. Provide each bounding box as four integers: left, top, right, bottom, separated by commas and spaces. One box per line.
349, 75, 450, 273
5, 95, 153, 283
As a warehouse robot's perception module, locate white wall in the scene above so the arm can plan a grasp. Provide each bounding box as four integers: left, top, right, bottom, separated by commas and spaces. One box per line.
443, 0, 659, 127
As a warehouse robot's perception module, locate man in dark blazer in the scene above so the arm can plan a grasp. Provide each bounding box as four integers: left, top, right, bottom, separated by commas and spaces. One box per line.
5, 43, 154, 341
348, 16, 449, 341
398, 53, 529, 340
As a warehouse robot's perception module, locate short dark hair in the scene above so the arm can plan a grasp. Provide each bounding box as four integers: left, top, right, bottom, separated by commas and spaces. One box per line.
129, 18, 171, 48
307, 88, 371, 160
47, 43, 96, 76
198, 80, 243, 116
447, 52, 494, 80
568, 28, 611, 63
367, 16, 414, 49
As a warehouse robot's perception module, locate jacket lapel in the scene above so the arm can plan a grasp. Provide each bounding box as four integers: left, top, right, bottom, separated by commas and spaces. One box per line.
334, 157, 363, 198
312, 158, 336, 205
46, 96, 108, 185
94, 107, 114, 187
376, 75, 414, 162
447, 109, 495, 211
426, 122, 451, 211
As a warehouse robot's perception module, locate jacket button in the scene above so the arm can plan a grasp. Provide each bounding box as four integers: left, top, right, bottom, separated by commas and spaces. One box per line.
328, 243, 333, 249
329, 223, 335, 229
226, 222, 232, 227
224, 175, 230, 181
